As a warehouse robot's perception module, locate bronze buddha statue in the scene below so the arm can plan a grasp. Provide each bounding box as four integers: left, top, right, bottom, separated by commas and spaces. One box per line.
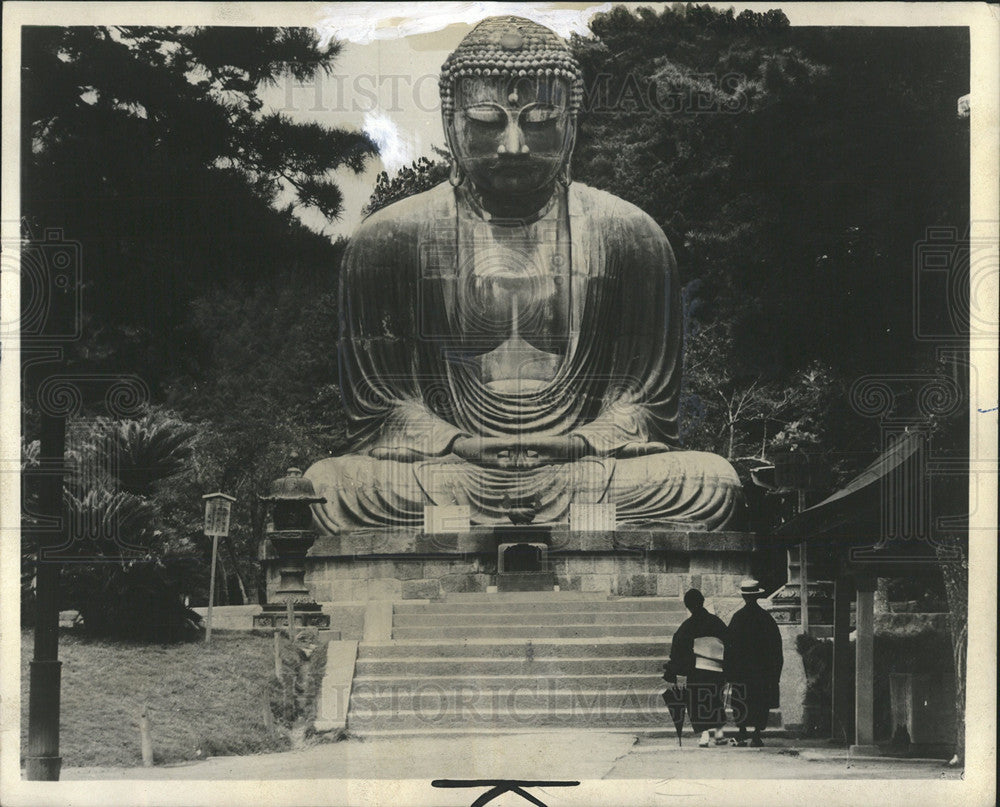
305, 16, 743, 531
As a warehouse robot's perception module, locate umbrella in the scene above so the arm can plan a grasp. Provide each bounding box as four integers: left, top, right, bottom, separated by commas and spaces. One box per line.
661, 682, 687, 746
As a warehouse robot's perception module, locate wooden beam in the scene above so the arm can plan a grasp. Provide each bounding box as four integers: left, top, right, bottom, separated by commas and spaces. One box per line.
850, 574, 880, 756
831, 574, 854, 743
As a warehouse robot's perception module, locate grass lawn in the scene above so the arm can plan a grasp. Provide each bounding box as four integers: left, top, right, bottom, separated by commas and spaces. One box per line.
20, 629, 293, 768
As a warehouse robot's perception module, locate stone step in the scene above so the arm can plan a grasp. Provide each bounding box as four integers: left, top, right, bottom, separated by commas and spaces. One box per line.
357, 640, 669, 659
346, 706, 783, 731
349, 686, 683, 713
347, 708, 678, 729
353, 673, 665, 689
394, 598, 686, 614
392, 624, 670, 640
354, 656, 666, 677
393, 611, 683, 627
348, 725, 790, 740
438, 591, 613, 602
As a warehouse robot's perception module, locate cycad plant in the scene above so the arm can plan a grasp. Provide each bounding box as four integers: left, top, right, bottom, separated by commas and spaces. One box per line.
53, 408, 201, 640
84, 414, 199, 497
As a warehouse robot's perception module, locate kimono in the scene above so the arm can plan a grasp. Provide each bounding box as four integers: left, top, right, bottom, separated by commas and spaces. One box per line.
725, 602, 783, 729
665, 607, 728, 732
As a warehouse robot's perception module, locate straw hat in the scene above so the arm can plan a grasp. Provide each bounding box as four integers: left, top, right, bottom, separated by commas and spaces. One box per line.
739, 578, 766, 596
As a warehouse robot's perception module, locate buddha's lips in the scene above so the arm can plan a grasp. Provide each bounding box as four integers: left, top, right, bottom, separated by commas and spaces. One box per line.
477, 154, 558, 170
491, 158, 539, 172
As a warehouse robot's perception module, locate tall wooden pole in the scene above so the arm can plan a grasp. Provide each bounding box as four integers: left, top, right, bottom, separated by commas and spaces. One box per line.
831, 572, 854, 742
799, 542, 810, 634
205, 533, 219, 643
797, 491, 810, 635
25, 410, 65, 780
851, 574, 880, 755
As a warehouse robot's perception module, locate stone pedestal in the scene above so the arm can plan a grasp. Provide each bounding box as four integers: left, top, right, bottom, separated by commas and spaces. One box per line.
255, 601, 330, 629
265, 525, 759, 606
254, 529, 330, 629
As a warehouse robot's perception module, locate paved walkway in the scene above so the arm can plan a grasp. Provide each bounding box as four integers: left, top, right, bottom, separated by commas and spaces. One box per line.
60, 733, 960, 782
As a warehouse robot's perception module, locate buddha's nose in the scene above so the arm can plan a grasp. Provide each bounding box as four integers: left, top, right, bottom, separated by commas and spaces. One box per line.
497, 121, 529, 156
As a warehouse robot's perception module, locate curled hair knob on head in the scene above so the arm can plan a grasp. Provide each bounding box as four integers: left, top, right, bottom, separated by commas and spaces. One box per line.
439, 16, 584, 119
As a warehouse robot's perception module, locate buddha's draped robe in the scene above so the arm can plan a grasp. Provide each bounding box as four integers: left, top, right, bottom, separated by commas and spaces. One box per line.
306, 182, 742, 531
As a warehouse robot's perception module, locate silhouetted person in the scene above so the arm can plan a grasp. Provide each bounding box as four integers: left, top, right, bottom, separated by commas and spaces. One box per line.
663, 588, 728, 746
725, 579, 783, 747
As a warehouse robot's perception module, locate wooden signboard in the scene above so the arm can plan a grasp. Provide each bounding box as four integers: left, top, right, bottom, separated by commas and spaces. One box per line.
203, 496, 233, 537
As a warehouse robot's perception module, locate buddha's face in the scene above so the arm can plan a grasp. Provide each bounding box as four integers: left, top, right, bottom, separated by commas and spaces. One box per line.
447, 75, 573, 200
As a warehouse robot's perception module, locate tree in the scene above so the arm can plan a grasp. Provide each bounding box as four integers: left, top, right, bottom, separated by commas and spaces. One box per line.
21, 26, 377, 395
362, 152, 450, 216
570, 5, 968, 489
572, 14, 971, 735
158, 262, 351, 604
21, 25, 378, 611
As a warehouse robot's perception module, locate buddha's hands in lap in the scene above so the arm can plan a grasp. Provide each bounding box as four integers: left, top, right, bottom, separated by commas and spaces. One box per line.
368, 446, 429, 462
616, 441, 672, 458
452, 435, 589, 468
370, 438, 669, 465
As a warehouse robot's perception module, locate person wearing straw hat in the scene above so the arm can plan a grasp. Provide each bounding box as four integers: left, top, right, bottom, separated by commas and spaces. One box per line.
661, 589, 728, 747
724, 579, 783, 747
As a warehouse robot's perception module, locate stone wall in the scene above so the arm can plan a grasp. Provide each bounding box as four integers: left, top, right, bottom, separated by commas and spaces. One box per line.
549, 553, 746, 601
302, 557, 491, 602
270, 546, 754, 603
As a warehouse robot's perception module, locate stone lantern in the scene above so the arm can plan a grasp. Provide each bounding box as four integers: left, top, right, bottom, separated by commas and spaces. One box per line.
253, 455, 330, 629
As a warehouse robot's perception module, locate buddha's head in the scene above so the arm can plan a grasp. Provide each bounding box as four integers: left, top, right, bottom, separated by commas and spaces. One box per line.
440, 16, 584, 213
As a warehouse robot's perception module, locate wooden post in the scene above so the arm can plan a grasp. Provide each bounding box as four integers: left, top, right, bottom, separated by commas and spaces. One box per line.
138, 703, 154, 767
205, 533, 219, 643
285, 598, 295, 638
796, 490, 810, 635
831, 574, 854, 742
262, 698, 275, 735
799, 541, 810, 635
850, 574, 880, 755
273, 630, 282, 680
202, 493, 233, 643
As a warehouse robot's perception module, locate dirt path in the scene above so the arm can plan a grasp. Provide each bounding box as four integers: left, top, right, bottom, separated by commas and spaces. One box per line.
58, 733, 959, 783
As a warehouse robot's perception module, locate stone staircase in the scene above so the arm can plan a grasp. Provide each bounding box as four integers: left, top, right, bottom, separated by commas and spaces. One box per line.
344, 593, 783, 736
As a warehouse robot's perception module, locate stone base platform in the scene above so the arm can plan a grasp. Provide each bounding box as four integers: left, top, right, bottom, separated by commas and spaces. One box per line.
253, 602, 331, 629
265, 525, 758, 609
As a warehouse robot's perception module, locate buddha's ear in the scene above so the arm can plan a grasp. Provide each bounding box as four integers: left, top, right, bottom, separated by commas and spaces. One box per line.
558, 118, 577, 187
441, 119, 464, 188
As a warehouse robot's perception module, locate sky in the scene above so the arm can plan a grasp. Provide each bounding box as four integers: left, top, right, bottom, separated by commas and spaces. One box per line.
260, 31, 455, 237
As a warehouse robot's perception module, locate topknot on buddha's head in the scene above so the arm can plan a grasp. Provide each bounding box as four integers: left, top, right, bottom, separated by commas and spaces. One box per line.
439, 16, 584, 118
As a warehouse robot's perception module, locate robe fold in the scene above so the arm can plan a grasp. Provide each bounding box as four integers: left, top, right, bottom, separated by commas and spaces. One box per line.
306, 181, 743, 531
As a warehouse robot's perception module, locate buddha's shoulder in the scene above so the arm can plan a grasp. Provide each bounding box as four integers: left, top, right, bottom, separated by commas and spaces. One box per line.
569, 183, 665, 235
570, 183, 673, 261
351, 182, 453, 243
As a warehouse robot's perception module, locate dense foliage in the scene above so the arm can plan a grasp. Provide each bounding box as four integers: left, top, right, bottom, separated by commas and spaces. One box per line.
22, 409, 202, 640
570, 6, 968, 475
363, 154, 451, 216
21, 25, 375, 392
21, 26, 374, 619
